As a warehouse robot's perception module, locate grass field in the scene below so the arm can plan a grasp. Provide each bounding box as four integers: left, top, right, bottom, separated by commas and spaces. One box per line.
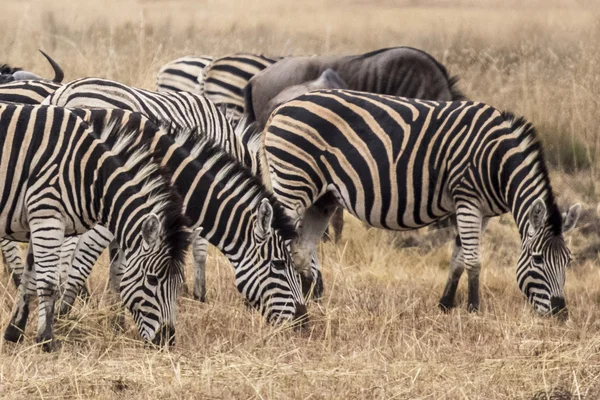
1, 0, 600, 398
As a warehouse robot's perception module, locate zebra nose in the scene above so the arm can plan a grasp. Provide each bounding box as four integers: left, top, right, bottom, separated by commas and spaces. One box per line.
293, 302, 309, 329
550, 297, 568, 320
152, 325, 176, 346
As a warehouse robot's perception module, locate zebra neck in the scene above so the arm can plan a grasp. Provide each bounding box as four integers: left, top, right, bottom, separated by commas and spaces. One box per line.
494, 145, 554, 239
168, 151, 260, 258
93, 157, 152, 250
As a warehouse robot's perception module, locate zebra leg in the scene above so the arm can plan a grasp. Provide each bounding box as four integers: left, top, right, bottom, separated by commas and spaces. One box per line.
107, 240, 128, 331
58, 236, 79, 294
57, 226, 113, 316
4, 243, 36, 344
191, 232, 209, 302
453, 207, 487, 313
0, 239, 25, 288
439, 235, 465, 311
29, 218, 65, 352
330, 207, 344, 243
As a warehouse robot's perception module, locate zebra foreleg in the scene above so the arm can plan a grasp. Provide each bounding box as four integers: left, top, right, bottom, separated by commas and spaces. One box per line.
191, 231, 209, 302
451, 207, 488, 313
28, 217, 65, 352
439, 235, 465, 311
4, 243, 36, 344
58, 226, 112, 316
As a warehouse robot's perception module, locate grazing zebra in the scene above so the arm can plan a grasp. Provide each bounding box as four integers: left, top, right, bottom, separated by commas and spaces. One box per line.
156, 55, 213, 93
0, 80, 61, 104
261, 89, 580, 316
0, 104, 190, 351
49, 108, 306, 323
0, 50, 64, 84
201, 53, 281, 125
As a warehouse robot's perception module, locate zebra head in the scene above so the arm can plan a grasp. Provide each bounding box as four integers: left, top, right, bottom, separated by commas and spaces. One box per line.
237, 198, 307, 326
517, 198, 581, 319
119, 211, 190, 346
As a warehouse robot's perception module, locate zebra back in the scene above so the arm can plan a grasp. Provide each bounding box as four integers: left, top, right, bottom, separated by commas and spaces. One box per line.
201, 53, 282, 123
156, 55, 213, 93
44, 77, 255, 171
0, 80, 60, 104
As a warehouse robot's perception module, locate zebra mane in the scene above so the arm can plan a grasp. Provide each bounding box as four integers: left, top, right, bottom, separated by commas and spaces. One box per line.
502, 112, 563, 236
168, 125, 297, 241
100, 119, 191, 280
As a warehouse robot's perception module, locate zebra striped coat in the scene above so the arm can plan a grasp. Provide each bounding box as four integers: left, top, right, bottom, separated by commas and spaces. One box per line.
262, 89, 580, 316
201, 53, 281, 125
43, 77, 254, 170
156, 55, 213, 93
52, 109, 307, 323
0, 80, 60, 104
0, 104, 190, 350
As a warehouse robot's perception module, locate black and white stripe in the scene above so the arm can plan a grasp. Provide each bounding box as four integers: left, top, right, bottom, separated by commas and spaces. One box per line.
43, 77, 254, 170
262, 89, 580, 316
0, 80, 61, 104
156, 55, 213, 93
201, 53, 281, 125
0, 104, 190, 350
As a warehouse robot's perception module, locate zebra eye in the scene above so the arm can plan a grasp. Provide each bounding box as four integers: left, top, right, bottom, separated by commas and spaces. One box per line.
272, 260, 287, 271
147, 274, 159, 286
532, 255, 544, 266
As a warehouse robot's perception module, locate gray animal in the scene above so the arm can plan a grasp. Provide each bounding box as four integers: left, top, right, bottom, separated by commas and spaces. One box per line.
0, 50, 64, 84
243, 46, 465, 130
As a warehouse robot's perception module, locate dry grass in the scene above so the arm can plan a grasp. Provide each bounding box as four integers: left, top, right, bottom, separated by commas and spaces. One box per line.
2, 0, 600, 398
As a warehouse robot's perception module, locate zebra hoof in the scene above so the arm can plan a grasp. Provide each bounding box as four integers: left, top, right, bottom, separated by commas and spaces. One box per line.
4, 324, 25, 343
37, 336, 61, 353
193, 293, 206, 303
438, 298, 454, 313
467, 303, 479, 313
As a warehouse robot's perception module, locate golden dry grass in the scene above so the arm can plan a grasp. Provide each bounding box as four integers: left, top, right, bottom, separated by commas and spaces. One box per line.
1, 0, 600, 398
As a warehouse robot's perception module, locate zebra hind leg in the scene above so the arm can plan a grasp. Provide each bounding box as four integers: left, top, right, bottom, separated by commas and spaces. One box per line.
439, 235, 465, 311
4, 244, 36, 344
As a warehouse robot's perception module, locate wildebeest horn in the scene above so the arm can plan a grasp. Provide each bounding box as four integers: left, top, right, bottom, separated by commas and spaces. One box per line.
38, 50, 64, 83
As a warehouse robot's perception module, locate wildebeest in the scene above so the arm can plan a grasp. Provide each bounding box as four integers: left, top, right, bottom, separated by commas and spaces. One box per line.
242, 46, 465, 130
0, 50, 64, 84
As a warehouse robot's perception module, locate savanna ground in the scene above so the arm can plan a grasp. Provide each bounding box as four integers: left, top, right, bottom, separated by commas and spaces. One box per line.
1, 0, 600, 398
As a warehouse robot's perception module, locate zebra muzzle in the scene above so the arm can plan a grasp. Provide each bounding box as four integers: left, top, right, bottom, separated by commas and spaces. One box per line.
152, 324, 176, 347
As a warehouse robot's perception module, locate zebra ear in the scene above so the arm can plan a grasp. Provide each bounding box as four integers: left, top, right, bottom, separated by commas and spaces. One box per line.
562, 203, 581, 233
142, 213, 161, 246
528, 198, 547, 234
255, 199, 273, 241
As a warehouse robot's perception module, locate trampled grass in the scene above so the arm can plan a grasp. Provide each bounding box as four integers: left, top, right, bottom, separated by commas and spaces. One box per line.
1, 0, 600, 398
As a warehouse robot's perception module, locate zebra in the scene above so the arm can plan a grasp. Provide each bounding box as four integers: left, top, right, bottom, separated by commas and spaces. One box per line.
201, 53, 281, 125
0, 80, 61, 104
0, 103, 190, 351
43, 108, 306, 323
156, 55, 213, 93
0, 50, 64, 84
260, 89, 580, 317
